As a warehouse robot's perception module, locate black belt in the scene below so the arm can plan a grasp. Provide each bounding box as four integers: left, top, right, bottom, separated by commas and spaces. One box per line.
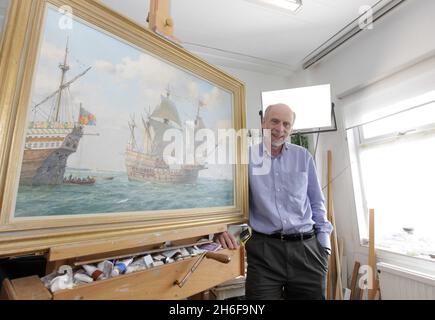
253, 229, 315, 241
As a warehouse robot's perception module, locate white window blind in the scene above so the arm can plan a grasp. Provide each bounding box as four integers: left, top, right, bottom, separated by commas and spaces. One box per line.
341, 55, 435, 130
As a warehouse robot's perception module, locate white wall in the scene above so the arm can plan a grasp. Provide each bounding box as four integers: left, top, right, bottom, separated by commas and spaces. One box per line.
287, 0, 435, 282
217, 66, 291, 129
100, 0, 293, 131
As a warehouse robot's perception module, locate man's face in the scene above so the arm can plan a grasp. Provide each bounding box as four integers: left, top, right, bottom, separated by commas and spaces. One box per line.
262, 105, 294, 147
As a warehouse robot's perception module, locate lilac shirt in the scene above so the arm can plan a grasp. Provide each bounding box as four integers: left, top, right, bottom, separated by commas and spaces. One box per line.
249, 142, 333, 250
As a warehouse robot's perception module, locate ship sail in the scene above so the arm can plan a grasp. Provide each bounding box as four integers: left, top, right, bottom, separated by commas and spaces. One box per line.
148, 117, 178, 156
150, 94, 182, 128
125, 89, 207, 183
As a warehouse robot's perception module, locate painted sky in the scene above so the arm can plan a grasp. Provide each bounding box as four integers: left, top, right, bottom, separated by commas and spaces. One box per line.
27, 5, 234, 179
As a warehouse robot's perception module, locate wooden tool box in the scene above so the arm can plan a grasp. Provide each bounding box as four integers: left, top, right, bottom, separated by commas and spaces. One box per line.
1, 224, 245, 300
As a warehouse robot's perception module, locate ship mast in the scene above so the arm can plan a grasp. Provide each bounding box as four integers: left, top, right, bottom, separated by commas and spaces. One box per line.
142, 110, 153, 154
53, 38, 70, 123
32, 39, 91, 123
195, 100, 200, 125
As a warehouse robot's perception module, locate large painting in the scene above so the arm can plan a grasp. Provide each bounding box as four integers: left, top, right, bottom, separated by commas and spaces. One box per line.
0, 0, 247, 254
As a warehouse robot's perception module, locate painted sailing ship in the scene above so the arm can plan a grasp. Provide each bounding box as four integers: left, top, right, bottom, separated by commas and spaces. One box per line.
19, 40, 95, 186
125, 90, 206, 183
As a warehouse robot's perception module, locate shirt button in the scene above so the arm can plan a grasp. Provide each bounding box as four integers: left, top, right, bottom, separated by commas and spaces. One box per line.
277, 188, 281, 192
275, 173, 279, 176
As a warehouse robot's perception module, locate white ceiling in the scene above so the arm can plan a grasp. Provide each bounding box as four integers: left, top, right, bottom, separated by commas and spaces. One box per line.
102, 0, 381, 76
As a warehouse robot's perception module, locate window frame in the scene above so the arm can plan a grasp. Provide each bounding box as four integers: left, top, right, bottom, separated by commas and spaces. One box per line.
347, 105, 435, 266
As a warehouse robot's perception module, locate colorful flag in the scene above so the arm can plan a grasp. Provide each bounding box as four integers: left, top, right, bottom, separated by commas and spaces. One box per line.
79, 106, 96, 126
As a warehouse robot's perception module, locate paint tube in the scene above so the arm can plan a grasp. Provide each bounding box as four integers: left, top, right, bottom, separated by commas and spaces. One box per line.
162, 249, 179, 258
152, 254, 165, 261
82, 264, 104, 281
143, 254, 154, 268
41, 271, 58, 288
97, 260, 113, 279
173, 252, 183, 261
111, 258, 133, 277
126, 258, 147, 274
152, 260, 164, 267
50, 274, 74, 292
164, 257, 174, 264
186, 246, 200, 256
126, 264, 146, 274
179, 248, 190, 258
74, 272, 94, 283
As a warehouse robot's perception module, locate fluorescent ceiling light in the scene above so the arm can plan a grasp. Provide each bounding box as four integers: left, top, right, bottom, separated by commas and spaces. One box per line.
246, 0, 302, 13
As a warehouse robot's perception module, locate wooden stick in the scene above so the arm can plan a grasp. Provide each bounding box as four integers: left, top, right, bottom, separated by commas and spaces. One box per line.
205, 251, 231, 264
326, 151, 335, 299
368, 208, 379, 300
326, 254, 334, 300
350, 261, 361, 300
175, 251, 232, 288
327, 150, 343, 300
332, 212, 343, 300
338, 237, 344, 284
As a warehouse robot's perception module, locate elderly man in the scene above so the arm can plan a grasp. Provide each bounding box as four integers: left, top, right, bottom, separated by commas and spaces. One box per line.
215, 103, 333, 300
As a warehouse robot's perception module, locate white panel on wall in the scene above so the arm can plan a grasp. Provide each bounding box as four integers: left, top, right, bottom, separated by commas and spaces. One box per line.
261, 84, 332, 131
378, 262, 435, 300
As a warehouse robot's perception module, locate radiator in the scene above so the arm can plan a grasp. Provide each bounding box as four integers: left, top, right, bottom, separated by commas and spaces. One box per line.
377, 262, 435, 300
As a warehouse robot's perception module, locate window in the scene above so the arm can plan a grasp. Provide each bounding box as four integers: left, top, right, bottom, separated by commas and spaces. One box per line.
351, 101, 435, 260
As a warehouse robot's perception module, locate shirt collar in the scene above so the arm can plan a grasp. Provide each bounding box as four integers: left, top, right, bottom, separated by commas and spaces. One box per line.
261, 141, 289, 158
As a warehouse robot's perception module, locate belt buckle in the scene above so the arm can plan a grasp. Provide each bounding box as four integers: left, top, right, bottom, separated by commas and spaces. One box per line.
280, 233, 285, 241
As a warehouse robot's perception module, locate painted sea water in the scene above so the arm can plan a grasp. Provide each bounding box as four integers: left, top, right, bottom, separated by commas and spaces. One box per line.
14, 169, 234, 217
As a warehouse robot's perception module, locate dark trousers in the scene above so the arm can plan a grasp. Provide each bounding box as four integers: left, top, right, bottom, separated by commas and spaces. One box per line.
245, 231, 328, 300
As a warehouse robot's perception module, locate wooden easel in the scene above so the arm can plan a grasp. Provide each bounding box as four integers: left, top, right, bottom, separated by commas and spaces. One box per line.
147, 0, 180, 44
349, 261, 361, 300
368, 208, 380, 300
348, 209, 381, 300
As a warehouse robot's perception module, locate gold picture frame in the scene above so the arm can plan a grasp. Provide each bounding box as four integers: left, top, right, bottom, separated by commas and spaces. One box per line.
0, 0, 247, 256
